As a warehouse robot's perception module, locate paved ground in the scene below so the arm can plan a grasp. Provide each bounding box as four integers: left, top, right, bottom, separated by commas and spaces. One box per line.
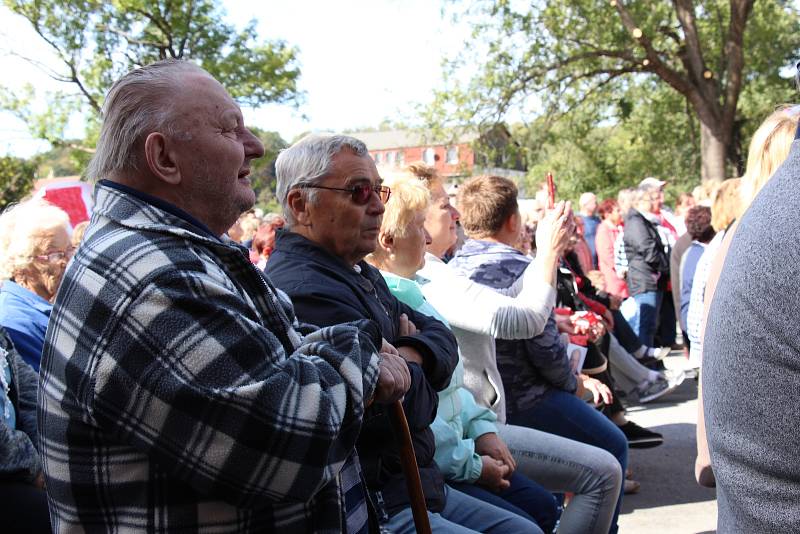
617, 354, 717, 533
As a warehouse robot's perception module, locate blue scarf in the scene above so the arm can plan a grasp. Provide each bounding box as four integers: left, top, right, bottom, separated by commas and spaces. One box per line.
449, 239, 529, 290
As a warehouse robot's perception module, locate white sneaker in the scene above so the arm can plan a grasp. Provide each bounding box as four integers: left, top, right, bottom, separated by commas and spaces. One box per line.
650, 346, 671, 360
636, 375, 679, 403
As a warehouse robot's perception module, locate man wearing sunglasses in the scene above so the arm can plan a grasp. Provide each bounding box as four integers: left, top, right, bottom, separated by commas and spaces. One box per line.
267, 135, 534, 533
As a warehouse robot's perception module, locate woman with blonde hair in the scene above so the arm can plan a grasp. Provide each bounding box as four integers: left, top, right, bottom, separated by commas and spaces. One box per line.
738, 104, 800, 215
0, 201, 71, 371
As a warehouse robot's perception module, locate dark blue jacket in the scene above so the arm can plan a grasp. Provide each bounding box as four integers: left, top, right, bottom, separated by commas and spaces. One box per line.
449, 240, 577, 416
267, 230, 459, 517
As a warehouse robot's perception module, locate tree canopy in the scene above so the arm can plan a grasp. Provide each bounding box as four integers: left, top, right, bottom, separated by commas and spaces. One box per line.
429, 0, 799, 193
1, 0, 301, 161
0, 155, 37, 209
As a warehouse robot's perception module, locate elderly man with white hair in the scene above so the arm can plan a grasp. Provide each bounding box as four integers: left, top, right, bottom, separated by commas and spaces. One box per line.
267, 134, 538, 533
578, 191, 600, 268
39, 60, 411, 533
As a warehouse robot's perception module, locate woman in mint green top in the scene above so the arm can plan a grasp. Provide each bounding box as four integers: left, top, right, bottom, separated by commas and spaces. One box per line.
368, 176, 560, 532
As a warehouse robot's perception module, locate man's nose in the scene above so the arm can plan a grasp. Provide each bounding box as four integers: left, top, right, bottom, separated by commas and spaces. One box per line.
450, 205, 460, 221
368, 193, 385, 215
243, 128, 265, 160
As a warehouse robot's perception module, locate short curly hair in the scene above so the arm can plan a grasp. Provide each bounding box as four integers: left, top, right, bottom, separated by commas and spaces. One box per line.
685, 205, 715, 243
597, 198, 618, 219
0, 200, 71, 280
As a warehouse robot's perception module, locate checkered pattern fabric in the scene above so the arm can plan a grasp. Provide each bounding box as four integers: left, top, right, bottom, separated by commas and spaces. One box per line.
39, 184, 381, 533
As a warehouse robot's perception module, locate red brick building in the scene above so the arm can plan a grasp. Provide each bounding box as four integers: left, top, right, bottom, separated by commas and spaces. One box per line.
351, 130, 479, 178
350, 128, 528, 185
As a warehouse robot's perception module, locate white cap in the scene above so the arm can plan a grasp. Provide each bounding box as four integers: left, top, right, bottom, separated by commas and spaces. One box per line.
639, 177, 666, 189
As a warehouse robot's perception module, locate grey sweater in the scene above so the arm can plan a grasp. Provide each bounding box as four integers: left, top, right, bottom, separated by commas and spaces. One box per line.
704, 139, 800, 533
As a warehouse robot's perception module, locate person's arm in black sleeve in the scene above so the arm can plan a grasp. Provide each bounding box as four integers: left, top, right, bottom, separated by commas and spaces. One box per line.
627, 216, 668, 273
394, 301, 458, 391
525, 318, 578, 393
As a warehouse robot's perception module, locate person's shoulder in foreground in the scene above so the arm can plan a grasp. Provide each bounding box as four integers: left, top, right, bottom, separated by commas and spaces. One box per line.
704, 139, 800, 533
38, 59, 390, 534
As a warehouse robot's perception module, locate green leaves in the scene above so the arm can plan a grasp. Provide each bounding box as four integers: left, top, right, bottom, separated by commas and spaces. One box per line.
0, 155, 37, 210
431, 0, 799, 190
2, 0, 302, 160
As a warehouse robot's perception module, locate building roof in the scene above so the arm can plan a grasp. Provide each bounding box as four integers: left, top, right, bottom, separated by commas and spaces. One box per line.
349, 129, 478, 151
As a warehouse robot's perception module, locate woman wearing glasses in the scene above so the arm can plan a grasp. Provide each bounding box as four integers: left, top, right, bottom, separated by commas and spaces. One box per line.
0, 200, 72, 371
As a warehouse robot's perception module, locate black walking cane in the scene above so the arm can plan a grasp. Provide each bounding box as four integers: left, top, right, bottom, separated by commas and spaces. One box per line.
388, 400, 432, 534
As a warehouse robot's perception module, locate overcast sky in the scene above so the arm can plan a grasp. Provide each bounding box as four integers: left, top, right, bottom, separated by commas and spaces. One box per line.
0, 0, 470, 157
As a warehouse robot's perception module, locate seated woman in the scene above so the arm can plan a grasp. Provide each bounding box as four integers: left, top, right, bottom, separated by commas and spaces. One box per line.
0, 201, 72, 371
377, 168, 622, 534
0, 326, 51, 533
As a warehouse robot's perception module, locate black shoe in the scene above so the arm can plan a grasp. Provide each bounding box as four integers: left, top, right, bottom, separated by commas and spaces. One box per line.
619, 421, 663, 449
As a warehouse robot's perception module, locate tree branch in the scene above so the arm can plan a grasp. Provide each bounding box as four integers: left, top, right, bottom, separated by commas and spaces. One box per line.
721, 0, 754, 136
614, 0, 714, 123
673, 0, 709, 80
96, 25, 165, 48
24, 12, 102, 114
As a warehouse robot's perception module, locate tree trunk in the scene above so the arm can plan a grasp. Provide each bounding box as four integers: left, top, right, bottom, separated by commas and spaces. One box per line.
700, 121, 727, 182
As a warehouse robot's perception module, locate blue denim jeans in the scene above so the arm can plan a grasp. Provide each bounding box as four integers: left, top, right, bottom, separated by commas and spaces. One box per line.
630, 291, 663, 347
506, 389, 628, 534
450, 471, 559, 533
384, 484, 542, 533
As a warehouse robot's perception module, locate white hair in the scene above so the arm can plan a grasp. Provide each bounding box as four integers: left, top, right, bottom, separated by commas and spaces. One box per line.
579, 192, 596, 207
86, 59, 205, 182
275, 134, 369, 225
0, 201, 71, 280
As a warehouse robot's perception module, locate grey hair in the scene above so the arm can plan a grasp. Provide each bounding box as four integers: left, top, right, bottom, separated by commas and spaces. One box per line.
0, 200, 71, 281
86, 59, 206, 182
275, 134, 369, 225
634, 186, 659, 210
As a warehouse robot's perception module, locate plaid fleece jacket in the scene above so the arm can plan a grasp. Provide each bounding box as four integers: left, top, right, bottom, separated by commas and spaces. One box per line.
38, 184, 382, 533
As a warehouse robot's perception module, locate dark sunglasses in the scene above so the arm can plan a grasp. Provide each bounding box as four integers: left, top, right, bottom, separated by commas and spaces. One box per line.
297, 183, 391, 205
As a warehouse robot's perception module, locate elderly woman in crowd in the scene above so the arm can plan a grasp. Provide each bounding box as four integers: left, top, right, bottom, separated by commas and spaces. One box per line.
622, 188, 670, 348
0, 326, 50, 532
678, 206, 715, 336
372, 168, 622, 533
0, 201, 71, 371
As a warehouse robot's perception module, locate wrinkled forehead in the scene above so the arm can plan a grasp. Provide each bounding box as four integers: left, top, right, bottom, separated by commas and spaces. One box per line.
172, 72, 239, 120
327, 150, 381, 183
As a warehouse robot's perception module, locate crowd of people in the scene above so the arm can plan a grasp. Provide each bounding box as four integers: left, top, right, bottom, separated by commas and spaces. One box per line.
0, 58, 797, 533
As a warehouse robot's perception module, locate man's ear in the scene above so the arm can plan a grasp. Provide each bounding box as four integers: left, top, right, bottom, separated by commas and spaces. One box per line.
505, 211, 522, 234
378, 229, 394, 252
144, 132, 181, 185
286, 189, 311, 226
